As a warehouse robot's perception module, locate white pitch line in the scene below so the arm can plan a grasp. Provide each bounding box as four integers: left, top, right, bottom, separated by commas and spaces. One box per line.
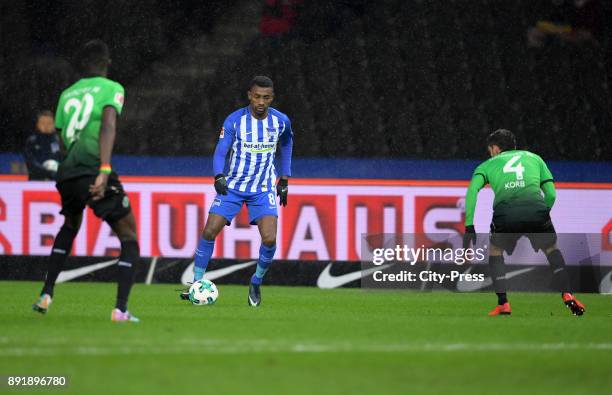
1, 342, 611, 357
145, 256, 158, 285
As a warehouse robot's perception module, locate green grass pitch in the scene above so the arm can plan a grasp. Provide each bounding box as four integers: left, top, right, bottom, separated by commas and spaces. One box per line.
1, 281, 611, 395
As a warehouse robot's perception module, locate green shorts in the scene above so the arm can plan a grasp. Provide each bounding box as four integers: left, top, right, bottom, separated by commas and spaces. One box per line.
56, 172, 131, 224
489, 201, 556, 254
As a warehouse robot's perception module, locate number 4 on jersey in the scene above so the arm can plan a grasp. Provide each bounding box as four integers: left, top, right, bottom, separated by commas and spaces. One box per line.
503, 155, 525, 180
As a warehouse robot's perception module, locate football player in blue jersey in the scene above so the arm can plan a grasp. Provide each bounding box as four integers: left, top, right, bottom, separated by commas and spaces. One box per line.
181, 76, 293, 306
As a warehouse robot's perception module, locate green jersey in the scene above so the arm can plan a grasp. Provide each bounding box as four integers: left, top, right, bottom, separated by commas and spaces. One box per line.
54, 76, 125, 181
464, 150, 554, 226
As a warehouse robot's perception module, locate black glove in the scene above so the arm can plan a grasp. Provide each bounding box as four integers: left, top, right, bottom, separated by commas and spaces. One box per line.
463, 225, 476, 249
214, 174, 228, 195
276, 178, 288, 206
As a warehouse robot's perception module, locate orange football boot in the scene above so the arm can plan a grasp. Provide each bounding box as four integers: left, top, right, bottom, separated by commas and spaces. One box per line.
488, 302, 512, 316
562, 293, 585, 316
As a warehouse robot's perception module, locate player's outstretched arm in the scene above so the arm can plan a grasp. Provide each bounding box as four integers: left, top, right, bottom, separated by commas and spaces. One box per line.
464, 174, 486, 227
276, 119, 293, 206
98, 106, 117, 165
463, 174, 485, 248
538, 156, 556, 209
89, 106, 117, 200
278, 120, 293, 178
541, 181, 556, 209
212, 123, 235, 195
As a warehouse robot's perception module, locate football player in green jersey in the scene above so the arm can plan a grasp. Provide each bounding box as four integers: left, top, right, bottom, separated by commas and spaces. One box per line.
463, 129, 585, 316
32, 40, 140, 322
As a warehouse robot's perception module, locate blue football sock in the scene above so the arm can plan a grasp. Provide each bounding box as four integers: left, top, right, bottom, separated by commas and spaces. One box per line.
251, 244, 276, 285
194, 238, 215, 282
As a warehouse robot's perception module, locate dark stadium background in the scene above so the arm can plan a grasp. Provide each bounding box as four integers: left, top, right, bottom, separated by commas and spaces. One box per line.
1, 0, 611, 163
1, 2, 612, 395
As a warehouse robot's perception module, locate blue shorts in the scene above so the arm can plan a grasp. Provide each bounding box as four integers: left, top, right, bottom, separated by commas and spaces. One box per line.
209, 188, 278, 225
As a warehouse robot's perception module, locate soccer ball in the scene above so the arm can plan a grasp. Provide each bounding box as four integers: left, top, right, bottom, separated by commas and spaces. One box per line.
188, 279, 219, 306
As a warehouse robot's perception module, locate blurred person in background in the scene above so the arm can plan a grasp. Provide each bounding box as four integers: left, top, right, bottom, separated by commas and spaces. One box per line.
527, 0, 603, 47
24, 110, 61, 180
260, 0, 302, 38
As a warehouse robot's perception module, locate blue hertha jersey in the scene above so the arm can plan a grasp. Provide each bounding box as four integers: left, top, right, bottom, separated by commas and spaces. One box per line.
213, 106, 293, 193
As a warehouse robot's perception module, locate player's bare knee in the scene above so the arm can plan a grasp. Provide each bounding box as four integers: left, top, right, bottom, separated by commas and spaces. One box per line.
202, 224, 222, 241
64, 214, 83, 231
202, 215, 225, 240
201, 229, 215, 241
261, 232, 276, 247
116, 229, 137, 243
118, 232, 138, 243
202, 221, 223, 240
109, 219, 137, 242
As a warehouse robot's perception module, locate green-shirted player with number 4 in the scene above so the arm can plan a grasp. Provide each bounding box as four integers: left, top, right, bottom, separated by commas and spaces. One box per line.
462, 129, 585, 317
32, 40, 140, 322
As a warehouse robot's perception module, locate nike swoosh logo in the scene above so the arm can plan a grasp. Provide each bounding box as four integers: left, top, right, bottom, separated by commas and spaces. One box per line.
316, 263, 395, 289
56, 259, 118, 283
456, 266, 535, 292
181, 260, 257, 286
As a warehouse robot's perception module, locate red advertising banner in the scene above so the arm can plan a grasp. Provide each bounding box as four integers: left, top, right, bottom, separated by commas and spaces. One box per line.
0, 176, 611, 260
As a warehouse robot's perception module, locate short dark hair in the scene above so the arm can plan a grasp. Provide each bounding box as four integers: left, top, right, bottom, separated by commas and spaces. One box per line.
37, 110, 53, 119
76, 39, 110, 73
487, 129, 517, 152
249, 76, 274, 90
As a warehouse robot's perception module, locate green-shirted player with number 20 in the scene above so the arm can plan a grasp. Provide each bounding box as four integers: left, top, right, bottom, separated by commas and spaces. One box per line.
462, 129, 585, 317
32, 40, 140, 322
